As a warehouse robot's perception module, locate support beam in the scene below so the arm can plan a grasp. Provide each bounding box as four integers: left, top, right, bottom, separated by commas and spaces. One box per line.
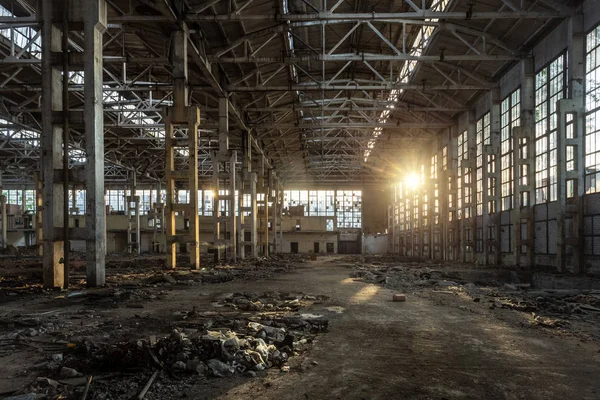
557, 14, 585, 273
84, 0, 107, 286
181, 10, 569, 22
41, 0, 65, 288
0, 172, 5, 249
225, 83, 495, 91
512, 58, 535, 268
484, 89, 502, 265
163, 26, 200, 270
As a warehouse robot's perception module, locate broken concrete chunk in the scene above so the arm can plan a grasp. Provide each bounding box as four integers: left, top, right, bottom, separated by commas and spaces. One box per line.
171, 361, 186, 370
393, 294, 406, 302
162, 274, 177, 284
186, 359, 207, 374
60, 366, 80, 378
207, 359, 235, 377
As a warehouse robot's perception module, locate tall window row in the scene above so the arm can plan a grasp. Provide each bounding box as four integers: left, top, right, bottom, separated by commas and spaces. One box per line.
336, 191, 362, 228
586, 25, 600, 193
501, 89, 521, 211
476, 113, 490, 216
1, 190, 36, 212
284, 190, 336, 217
457, 130, 472, 219
535, 53, 567, 204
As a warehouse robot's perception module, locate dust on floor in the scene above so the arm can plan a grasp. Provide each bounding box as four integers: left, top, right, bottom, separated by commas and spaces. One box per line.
1, 255, 600, 399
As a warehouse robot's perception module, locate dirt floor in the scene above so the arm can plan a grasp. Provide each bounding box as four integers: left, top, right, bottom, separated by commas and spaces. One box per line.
1, 255, 600, 399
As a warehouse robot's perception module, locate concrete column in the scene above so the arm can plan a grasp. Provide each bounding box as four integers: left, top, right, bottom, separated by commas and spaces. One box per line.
249, 172, 258, 257
0, 172, 5, 249
279, 182, 283, 253
212, 153, 221, 262
152, 182, 163, 252
445, 128, 458, 261
35, 172, 43, 256
84, 0, 107, 286
484, 89, 502, 265
557, 14, 586, 273
165, 127, 177, 268
41, 0, 65, 288
463, 110, 477, 262
236, 173, 244, 260
127, 172, 140, 254
513, 58, 536, 267
238, 131, 252, 259
21, 188, 26, 215
274, 179, 282, 254
263, 169, 271, 256
229, 151, 237, 261
218, 98, 229, 156
187, 108, 200, 267
212, 96, 237, 261
163, 25, 200, 269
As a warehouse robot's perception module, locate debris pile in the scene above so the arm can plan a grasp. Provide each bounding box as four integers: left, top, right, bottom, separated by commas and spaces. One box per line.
216, 291, 329, 312
3, 290, 329, 399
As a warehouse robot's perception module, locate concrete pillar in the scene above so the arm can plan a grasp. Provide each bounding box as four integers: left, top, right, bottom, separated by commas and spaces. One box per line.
84, 0, 107, 286
0, 172, 5, 249
263, 168, 270, 256
152, 182, 164, 252
218, 98, 229, 157
35, 172, 43, 256
513, 58, 536, 267
238, 131, 252, 259
127, 172, 140, 254
462, 110, 477, 262
212, 154, 221, 262
445, 128, 458, 261
249, 172, 258, 257
212, 96, 237, 261
229, 151, 237, 261
557, 14, 586, 273
164, 25, 200, 269
41, 0, 66, 288
484, 89, 502, 265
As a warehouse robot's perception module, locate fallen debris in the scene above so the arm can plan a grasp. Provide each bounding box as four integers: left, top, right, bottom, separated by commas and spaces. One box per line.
392, 294, 407, 302
345, 255, 600, 339
137, 370, 158, 400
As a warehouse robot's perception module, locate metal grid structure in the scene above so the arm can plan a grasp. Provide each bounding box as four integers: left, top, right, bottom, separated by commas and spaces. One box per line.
0, 0, 570, 185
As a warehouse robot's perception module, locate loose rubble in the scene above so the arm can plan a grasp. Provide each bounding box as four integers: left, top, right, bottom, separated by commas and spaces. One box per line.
2, 290, 328, 399
344, 256, 600, 339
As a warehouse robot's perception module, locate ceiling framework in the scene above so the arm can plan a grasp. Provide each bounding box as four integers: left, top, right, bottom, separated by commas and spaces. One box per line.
0, 0, 573, 185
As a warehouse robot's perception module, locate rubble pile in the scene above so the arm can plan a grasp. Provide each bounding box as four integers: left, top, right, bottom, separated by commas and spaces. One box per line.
3, 290, 328, 399
216, 291, 329, 312
197, 255, 308, 284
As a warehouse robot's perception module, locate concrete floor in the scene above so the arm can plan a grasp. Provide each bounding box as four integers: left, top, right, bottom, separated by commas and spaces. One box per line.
1, 257, 599, 399
191, 259, 600, 399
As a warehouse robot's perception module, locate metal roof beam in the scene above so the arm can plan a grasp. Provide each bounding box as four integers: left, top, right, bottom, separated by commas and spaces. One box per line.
181, 11, 570, 22
227, 83, 494, 91
251, 122, 450, 128
245, 106, 466, 112
211, 53, 519, 62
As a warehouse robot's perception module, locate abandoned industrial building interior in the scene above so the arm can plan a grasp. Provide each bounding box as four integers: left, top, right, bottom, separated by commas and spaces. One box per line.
2, 0, 600, 398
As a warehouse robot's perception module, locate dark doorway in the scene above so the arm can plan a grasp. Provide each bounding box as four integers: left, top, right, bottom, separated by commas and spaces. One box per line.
314, 242, 320, 254
339, 241, 360, 254
326, 242, 334, 253
291, 242, 299, 254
